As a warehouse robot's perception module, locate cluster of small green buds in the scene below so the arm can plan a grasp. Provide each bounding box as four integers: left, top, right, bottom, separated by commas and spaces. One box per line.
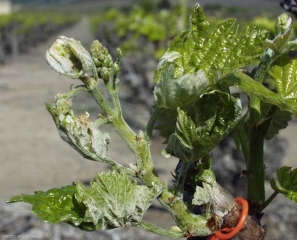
90, 40, 119, 82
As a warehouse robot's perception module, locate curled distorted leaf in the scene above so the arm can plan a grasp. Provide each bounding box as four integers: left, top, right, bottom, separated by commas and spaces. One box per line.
164, 91, 241, 161
154, 67, 209, 109
46, 94, 109, 161
46, 36, 95, 79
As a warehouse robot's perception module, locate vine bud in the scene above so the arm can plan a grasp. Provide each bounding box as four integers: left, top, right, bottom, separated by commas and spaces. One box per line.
275, 13, 292, 35
90, 40, 114, 82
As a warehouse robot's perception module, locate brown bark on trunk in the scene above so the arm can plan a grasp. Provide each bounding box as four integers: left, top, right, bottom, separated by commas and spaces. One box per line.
208, 183, 266, 240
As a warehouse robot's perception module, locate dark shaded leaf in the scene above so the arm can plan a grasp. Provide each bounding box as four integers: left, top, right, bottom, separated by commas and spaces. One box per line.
164, 91, 241, 161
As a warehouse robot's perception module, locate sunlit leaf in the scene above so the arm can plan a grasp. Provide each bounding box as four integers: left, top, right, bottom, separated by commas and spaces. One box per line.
264, 13, 297, 54
9, 185, 84, 226
75, 170, 162, 229
269, 54, 297, 102
196, 21, 268, 81
153, 4, 268, 109
222, 70, 297, 116
270, 166, 297, 203
9, 170, 162, 230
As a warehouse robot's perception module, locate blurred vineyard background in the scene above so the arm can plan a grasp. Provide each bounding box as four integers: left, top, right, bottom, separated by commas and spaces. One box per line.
1, 0, 297, 239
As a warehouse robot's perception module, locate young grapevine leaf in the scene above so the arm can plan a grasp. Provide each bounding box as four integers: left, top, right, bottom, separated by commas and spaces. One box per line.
153, 4, 210, 109
154, 67, 209, 109
269, 54, 297, 104
264, 13, 297, 54
164, 91, 241, 161
10, 170, 162, 230
75, 170, 162, 229
9, 185, 84, 226
153, 4, 268, 109
222, 70, 297, 116
261, 103, 292, 140
154, 108, 177, 143
196, 21, 268, 81
270, 166, 297, 203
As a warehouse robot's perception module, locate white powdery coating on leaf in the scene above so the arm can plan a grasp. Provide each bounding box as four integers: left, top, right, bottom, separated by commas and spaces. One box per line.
157, 51, 182, 68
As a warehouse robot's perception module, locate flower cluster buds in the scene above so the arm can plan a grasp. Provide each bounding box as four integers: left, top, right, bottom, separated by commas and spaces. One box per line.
90, 40, 116, 82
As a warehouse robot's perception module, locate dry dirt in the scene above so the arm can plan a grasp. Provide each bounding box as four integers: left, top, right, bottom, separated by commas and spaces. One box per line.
1, 4, 297, 239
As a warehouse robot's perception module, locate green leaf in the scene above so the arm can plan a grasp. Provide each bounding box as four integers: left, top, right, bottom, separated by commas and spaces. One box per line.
262, 104, 292, 140
152, 5, 208, 109
192, 184, 212, 206
196, 21, 268, 82
9, 185, 84, 226
222, 70, 297, 116
153, 68, 209, 109
10, 170, 162, 230
75, 170, 162, 229
192, 169, 217, 206
264, 14, 297, 54
270, 166, 297, 203
164, 91, 241, 161
46, 94, 109, 162
166, 4, 209, 71
153, 4, 268, 109
154, 108, 177, 143
269, 54, 297, 101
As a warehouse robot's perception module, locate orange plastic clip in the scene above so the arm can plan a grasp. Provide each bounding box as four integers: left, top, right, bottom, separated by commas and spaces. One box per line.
207, 197, 249, 240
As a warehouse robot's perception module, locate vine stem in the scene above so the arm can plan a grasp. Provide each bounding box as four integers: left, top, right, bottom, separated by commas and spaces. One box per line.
88, 83, 214, 236
261, 191, 279, 211
246, 53, 279, 208
139, 221, 184, 238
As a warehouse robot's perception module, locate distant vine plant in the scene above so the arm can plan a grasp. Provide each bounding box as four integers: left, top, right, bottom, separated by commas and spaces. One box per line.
9, 4, 297, 240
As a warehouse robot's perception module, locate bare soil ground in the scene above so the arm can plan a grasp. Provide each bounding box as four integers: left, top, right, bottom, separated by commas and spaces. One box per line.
1, 2, 297, 239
